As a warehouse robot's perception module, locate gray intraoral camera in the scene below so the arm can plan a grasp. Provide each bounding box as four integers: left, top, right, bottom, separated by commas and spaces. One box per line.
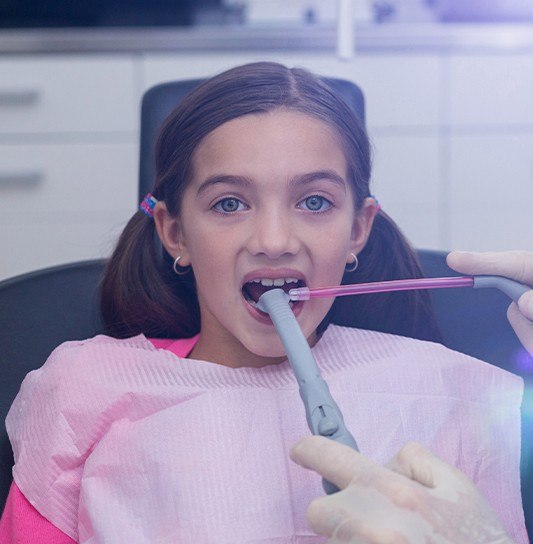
257, 288, 358, 494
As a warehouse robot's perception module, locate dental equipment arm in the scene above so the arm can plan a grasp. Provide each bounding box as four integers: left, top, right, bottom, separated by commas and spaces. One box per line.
448, 251, 533, 355
257, 288, 358, 494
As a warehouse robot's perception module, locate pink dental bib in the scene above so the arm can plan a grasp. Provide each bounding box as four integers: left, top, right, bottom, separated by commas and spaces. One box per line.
6, 326, 527, 543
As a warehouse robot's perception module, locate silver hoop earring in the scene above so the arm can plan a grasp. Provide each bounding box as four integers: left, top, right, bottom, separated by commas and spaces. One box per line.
345, 253, 359, 273
173, 255, 191, 276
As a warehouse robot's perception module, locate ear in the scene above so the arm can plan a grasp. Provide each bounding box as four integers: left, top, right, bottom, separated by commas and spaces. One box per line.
349, 197, 379, 256
153, 201, 191, 266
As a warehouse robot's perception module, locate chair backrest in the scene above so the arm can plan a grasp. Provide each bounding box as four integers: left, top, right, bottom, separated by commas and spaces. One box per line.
0, 259, 106, 508
138, 76, 366, 200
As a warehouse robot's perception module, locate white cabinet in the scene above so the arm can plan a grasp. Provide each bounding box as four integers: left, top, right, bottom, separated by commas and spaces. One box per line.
1, 48, 532, 280
0, 56, 138, 134
0, 142, 138, 279
449, 133, 533, 251
448, 54, 533, 127
371, 134, 443, 249
0, 55, 140, 280
447, 54, 533, 251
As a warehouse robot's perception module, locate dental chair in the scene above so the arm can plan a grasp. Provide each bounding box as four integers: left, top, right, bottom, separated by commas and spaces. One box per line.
0, 259, 107, 512
0, 76, 530, 538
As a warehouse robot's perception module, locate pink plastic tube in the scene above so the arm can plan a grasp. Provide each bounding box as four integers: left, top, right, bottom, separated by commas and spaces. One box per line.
288, 276, 475, 301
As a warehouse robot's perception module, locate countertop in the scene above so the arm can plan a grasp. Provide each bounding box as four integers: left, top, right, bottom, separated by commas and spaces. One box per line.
2, 23, 533, 55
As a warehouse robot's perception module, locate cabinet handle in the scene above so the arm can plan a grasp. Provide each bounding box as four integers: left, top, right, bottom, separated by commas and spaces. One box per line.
0, 172, 44, 186
0, 89, 41, 106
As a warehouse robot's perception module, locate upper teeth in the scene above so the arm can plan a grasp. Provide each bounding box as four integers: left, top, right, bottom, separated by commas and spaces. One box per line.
249, 277, 299, 287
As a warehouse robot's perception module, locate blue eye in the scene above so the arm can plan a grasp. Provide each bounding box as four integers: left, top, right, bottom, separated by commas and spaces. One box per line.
299, 195, 333, 213
213, 197, 247, 214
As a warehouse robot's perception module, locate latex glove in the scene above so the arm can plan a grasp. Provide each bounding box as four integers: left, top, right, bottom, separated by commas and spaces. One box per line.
447, 251, 533, 355
290, 436, 513, 544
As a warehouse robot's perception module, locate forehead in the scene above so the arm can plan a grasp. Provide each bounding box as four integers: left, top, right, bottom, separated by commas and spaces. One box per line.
191, 109, 347, 183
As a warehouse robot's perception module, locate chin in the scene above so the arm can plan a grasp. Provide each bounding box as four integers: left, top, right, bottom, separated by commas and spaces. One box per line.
242, 336, 288, 360
240, 321, 318, 361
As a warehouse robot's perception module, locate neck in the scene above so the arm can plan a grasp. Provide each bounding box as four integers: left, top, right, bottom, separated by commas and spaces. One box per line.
189, 333, 287, 369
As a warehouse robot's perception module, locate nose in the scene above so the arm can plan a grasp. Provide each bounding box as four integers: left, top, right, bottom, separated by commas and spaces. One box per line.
248, 206, 301, 259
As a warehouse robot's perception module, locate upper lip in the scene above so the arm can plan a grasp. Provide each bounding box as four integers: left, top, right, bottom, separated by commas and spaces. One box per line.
241, 268, 307, 286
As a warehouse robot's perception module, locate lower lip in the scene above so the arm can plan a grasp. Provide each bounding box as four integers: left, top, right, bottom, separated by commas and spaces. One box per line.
243, 295, 303, 325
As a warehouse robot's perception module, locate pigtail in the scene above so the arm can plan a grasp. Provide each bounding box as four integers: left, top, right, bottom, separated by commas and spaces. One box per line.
325, 211, 443, 343
100, 211, 200, 339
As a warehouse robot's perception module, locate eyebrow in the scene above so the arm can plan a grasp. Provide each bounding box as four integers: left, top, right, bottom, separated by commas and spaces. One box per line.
196, 170, 347, 196
196, 175, 253, 196
289, 170, 347, 191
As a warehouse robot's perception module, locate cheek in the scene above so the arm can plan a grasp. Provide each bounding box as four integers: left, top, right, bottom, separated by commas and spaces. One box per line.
186, 229, 241, 298
185, 224, 223, 262
318, 260, 345, 282
313, 238, 352, 280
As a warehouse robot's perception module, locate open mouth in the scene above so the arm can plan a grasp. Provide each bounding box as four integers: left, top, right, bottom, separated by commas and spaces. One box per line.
242, 277, 305, 311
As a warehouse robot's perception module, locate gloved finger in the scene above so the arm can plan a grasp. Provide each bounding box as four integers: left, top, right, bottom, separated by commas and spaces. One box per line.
446, 251, 533, 285
508, 302, 533, 356
330, 517, 407, 544
290, 435, 380, 490
384, 441, 438, 488
384, 441, 471, 494
293, 438, 434, 518
306, 476, 428, 540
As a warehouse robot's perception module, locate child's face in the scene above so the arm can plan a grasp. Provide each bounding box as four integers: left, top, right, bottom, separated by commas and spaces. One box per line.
156, 109, 377, 367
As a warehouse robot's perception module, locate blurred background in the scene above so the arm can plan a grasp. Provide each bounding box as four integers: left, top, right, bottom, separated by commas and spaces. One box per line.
1, 0, 533, 280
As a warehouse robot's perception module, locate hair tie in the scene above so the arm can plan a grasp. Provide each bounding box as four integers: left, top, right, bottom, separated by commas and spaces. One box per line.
140, 193, 159, 218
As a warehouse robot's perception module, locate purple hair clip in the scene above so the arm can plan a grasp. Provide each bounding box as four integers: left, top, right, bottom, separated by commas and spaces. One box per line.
140, 193, 158, 218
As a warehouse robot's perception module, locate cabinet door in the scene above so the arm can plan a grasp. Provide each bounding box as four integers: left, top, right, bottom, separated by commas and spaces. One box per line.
0, 55, 139, 134
449, 54, 533, 127
371, 134, 444, 249
449, 134, 533, 251
0, 142, 137, 280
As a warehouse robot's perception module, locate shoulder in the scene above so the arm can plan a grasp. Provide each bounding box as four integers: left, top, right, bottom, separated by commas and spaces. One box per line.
45, 333, 154, 368
20, 334, 155, 390
6, 334, 160, 457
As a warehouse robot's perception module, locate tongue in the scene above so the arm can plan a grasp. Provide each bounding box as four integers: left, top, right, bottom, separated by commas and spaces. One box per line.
244, 283, 290, 303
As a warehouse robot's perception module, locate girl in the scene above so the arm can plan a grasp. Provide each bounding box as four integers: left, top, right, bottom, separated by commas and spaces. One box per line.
1, 62, 526, 543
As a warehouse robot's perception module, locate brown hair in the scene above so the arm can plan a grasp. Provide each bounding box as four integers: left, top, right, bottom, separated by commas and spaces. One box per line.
101, 62, 441, 342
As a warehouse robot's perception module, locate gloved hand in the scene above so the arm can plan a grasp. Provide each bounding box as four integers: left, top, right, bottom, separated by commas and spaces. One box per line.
290, 436, 513, 544
447, 251, 533, 355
